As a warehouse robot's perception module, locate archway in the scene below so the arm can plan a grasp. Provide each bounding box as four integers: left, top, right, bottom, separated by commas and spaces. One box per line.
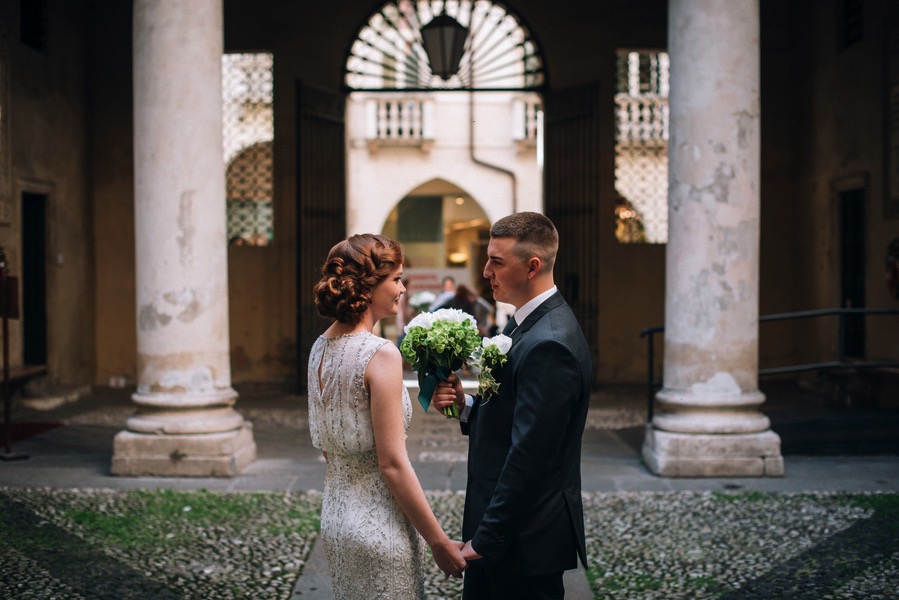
382, 178, 489, 267
379, 178, 500, 342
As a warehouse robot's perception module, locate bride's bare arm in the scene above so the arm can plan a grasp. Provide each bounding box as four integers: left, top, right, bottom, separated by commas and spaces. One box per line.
367, 343, 466, 578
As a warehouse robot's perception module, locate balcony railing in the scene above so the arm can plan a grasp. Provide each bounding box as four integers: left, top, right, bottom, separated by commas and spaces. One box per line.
365, 98, 433, 150
362, 95, 542, 151
511, 97, 541, 149
615, 94, 669, 144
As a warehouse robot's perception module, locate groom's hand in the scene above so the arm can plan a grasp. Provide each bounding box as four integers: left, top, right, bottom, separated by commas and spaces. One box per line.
432, 374, 464, 413
461, 540, 482, 561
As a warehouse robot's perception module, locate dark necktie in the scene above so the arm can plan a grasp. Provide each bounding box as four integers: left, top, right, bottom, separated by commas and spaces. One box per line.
502, 316, 518, 336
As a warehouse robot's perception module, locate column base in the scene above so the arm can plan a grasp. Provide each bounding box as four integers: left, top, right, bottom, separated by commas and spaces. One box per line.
642, 424, 784, 477
111, 423, 256, 477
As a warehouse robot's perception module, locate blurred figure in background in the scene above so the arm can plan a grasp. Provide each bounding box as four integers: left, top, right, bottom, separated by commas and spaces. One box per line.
430, 276, 456, 310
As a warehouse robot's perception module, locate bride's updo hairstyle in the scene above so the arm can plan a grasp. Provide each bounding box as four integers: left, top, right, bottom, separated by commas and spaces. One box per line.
314, 233, 404, 324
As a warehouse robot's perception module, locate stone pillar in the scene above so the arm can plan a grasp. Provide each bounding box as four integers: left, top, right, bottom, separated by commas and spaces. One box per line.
112, 0, 256, 477
642, 0, 783, 477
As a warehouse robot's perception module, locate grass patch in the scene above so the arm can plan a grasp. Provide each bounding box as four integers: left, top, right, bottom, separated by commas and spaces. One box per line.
845, 492, 899, 531
1, 488, 323, 600
64, 489, 321, 551
597, 573, 664, 593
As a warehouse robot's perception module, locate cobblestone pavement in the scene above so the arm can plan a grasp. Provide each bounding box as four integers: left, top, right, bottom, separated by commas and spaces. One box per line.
1, 381, 897, 598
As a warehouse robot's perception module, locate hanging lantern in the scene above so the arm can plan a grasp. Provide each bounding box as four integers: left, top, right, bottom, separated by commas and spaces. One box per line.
420, 14, 469, 80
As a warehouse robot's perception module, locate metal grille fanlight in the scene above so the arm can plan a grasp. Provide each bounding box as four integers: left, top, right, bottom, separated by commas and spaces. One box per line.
345, 0, 545, 91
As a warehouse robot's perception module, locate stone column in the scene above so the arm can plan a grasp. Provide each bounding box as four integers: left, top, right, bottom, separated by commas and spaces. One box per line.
642, 0, 783, 477
112, 0, 256, 476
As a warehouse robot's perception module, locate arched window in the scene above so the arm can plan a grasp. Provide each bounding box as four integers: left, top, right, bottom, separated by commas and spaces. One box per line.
345, 1, 545, 91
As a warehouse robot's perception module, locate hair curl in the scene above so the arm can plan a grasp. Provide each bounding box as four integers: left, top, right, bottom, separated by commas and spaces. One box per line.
314, 234, 404, 324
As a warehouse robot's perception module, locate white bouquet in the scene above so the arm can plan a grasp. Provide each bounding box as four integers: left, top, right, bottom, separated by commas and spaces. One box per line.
400, 308, 481, 417
471, 334, 512, 404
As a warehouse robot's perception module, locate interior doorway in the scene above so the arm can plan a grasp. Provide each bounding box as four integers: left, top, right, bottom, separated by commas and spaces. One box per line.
380, 182, 494, 342
22, 192, 48, 366
382, 180, 489, 272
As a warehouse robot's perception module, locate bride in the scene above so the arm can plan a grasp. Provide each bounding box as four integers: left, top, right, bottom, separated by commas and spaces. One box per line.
307, 233, 466, 598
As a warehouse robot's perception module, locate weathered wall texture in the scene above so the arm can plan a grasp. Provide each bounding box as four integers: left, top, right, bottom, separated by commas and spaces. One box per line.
3, 0, 94, 384
792, 0, 899, 368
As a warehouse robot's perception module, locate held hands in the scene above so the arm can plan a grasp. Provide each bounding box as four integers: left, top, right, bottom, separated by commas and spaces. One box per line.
432, 538, 482, 578
431, 538, 467, 578
432, 373, 465, 416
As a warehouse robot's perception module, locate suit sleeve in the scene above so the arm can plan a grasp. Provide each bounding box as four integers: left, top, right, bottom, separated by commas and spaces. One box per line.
459, 394, 478, 436
470, 337, 583, 562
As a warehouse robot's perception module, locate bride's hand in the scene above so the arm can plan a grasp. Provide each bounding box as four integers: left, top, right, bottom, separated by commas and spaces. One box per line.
431, 538, 466, 578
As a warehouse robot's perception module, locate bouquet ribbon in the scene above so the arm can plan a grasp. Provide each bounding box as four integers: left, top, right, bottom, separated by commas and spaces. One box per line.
416, 366, 454, 413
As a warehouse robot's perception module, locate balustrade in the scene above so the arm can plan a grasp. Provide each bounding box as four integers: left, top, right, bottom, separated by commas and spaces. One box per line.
615, 94, 669, 144
365, 97, 432, 146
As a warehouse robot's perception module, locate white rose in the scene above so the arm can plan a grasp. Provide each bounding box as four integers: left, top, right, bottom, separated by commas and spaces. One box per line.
483, 334, 512, 354
431, 308, 478, 329
404, 311, 435, 333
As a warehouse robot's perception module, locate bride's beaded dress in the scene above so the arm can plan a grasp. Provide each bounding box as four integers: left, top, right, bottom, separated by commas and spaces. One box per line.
308, 331, 426, 599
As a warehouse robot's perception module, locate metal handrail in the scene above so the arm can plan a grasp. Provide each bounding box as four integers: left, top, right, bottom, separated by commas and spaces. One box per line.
640, 307, 899, 421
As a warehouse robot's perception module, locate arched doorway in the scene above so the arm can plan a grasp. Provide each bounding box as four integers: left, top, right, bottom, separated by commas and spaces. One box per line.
382, 179, 489, 272
378, 179, 495, 343
297, 0, 601, 389
337, 1, 548, 357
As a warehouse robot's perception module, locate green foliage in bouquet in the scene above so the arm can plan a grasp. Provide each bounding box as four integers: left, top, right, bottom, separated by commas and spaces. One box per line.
400, 308, 482, 417
471, 334, 512, 404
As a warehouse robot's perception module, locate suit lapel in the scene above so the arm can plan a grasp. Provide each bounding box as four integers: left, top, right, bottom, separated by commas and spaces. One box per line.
512, 291, 564, 344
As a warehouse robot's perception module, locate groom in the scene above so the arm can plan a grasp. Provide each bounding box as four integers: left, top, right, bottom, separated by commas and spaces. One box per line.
433, 212, 592, 599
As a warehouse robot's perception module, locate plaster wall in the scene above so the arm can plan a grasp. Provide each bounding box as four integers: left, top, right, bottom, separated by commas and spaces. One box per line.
90, 0, 137, 386
4, 0, 93, 384
756, 0, 801, 372
793, 0, 899, 366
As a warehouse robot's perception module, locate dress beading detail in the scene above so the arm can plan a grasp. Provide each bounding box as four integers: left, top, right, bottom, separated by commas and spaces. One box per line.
308, 332, 425, 599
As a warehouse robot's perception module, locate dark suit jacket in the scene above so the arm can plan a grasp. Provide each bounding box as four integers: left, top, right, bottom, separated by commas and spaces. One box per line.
462, 290, 591, 576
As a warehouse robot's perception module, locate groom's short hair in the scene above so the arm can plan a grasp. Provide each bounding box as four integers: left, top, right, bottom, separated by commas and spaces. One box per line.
490, 212, 559, 272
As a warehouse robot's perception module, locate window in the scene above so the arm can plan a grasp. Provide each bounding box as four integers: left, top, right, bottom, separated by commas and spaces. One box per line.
614, 50, 669, 244
222, 53, 274, 246
345, 1, 544, 91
